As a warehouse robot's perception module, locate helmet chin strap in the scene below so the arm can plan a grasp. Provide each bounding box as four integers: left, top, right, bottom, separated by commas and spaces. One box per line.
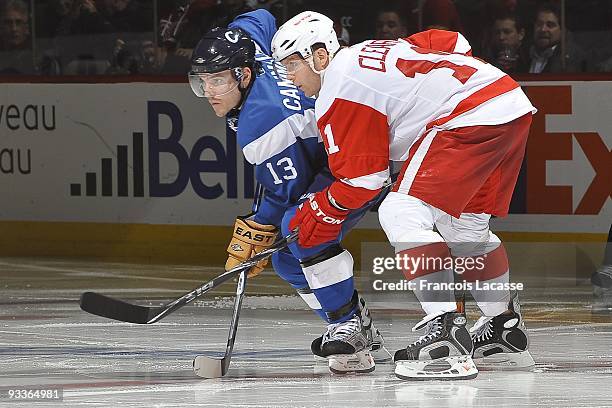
236, 83, 249, 110
304, 55, 326, 97
305, 55, 323, 75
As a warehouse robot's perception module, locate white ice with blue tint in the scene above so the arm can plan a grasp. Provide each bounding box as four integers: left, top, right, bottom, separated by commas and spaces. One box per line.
1, 258, 611, 407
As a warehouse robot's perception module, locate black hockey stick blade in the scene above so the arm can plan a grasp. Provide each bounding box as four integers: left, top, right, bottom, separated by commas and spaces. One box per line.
193, 270, 247, 378
80, 230, 297, 324
80, 292, 163, 324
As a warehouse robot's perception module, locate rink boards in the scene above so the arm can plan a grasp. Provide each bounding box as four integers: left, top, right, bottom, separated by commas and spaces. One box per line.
0, 78, 610, 263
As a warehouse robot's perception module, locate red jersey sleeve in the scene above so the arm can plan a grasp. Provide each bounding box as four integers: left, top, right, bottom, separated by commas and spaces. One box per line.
317, 98, 389, 209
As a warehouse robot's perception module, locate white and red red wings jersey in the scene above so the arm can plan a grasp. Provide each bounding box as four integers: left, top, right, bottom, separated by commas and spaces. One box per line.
315, 30, 537, 209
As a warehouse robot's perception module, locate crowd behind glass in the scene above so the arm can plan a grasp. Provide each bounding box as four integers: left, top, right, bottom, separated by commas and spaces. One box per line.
1, 0, 611, 76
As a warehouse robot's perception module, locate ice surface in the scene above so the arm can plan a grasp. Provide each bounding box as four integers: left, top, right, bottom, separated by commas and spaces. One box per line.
1, 258, 611, 407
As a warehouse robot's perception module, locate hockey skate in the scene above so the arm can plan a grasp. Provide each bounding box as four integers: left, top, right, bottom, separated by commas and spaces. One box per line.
470, 293, 535, 369
591, 264, 612, 289
394, 307, 478, 381
357, 295, 391, 362
311, 311, 377, 374
593, 285, 612, 314
592, 265, 612, 314
312, 294, 389, 370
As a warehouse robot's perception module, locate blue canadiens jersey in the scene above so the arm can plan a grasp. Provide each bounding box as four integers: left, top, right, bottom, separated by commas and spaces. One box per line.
229, 10, 332, 226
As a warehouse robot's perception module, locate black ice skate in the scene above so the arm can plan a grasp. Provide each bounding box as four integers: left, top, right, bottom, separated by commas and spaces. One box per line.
311, 294, 382, 373
394, 304, 478, 381
591, 265, 612, 313
470, 293, 535, 369
592, 265, 612, 314
591, 264, 612, 289
356, 295, 390, 361
593, 286, 612, 314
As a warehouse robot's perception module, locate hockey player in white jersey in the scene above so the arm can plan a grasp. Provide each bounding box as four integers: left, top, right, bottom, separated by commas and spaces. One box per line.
272, 11, 536, 380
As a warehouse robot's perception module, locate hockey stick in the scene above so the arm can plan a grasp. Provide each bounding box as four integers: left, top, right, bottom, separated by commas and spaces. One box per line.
193, 268, 247, 378
79, 229, 297, 324
193, 183, 264, 378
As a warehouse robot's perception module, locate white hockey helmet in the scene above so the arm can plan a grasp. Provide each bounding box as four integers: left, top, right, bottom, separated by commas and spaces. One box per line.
272, 11, 340, 62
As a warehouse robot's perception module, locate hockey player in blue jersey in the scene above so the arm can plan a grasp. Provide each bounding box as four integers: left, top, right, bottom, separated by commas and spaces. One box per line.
188, 9, 386, 373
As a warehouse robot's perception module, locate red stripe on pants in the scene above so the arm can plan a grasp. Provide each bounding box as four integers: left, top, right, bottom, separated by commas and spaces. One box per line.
458, 244, 509, 282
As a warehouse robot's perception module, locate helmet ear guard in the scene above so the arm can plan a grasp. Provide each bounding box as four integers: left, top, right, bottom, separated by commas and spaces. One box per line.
230, 67, 244, 82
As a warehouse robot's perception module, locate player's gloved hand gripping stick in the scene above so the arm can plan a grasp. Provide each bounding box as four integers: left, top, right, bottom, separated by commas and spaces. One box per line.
225, 216, 278, 278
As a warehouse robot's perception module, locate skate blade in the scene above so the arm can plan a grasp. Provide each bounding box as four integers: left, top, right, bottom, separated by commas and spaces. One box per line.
328, 351, 375, 374
474, 350, 535, 370
370, 343, 393, 362
395, 355, 478, 381
313, 346, 391, 364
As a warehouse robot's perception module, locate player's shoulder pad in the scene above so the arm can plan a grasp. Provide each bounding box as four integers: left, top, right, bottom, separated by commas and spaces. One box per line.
404, 29, 472, 56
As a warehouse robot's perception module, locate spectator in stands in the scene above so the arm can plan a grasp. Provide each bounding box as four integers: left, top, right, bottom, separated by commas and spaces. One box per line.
137, 39, 160, 74
34, 0, 110, 74
38, 0, 108, 38
98, 0, 153, 34
0, 0, 35, 74
528, 2, 587, 73
333, 17, 350, 46
388, 0, 462, 36
105, 38, 139, 74
198, 0, 254, 34
455, 0, 523, 56
598, 55, 612, 72
156, 0, 209, 74
486, 13, 529, 73
88, 0, 155, 75
257, 0, 306, 24
422, 0, 464, 32
375, 7, 408, 40
152, 0, 252, 74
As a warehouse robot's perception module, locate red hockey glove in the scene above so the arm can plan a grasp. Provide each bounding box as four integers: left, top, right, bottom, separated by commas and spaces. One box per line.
289, 189, 349, 248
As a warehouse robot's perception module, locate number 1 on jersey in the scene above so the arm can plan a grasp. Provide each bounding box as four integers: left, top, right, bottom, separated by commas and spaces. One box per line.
323, 124, 340, 154
396, 58, 477, 84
